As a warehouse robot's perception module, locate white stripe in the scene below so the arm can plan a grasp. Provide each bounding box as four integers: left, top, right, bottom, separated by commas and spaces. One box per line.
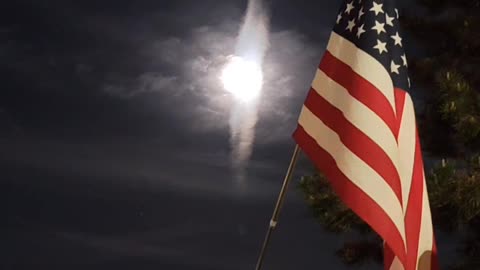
397, 94, 416, 211
326, 31, 396, 114
416, 170, 434, 270
298, 106, 406, 243
311, 69, 400, 175
389, 256, 404, 270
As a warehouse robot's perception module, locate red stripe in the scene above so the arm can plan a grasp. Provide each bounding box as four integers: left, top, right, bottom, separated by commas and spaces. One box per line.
404, 130, 424, 270
293, 126, 407, 265
384, 243, 395, 270
304, 89, 403, 203
320, 51, 397, 135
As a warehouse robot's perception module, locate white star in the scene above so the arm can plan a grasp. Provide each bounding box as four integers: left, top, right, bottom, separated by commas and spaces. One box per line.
357, 24, 366, 38
391, 32, 403, 46
370, 2, 384, 16
372, 21, 386, 35
337, 14, 342, 24
401, 54, 408, 67
358, 7, 365, 20
386, 14, 395, 26
391, 60, 401, 74
373, 39, 388, 54
346, 19, 356, 32
345, 2, 355, 14
395, 8, 399, 18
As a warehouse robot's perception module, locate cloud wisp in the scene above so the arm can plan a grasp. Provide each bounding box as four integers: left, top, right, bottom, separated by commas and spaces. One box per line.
227, 0, 270, 186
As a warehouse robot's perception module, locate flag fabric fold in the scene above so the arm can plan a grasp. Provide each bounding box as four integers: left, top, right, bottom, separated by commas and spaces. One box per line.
292, 1, 438, 269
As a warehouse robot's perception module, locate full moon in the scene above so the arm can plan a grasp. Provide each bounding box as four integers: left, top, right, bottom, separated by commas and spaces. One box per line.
221, 56, 263, 102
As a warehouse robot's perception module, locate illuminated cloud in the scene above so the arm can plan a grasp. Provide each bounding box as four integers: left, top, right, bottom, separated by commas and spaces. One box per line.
102, 12, 326, 146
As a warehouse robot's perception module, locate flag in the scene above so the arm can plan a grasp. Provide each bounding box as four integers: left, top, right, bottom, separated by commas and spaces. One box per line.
292, 0, 438, 269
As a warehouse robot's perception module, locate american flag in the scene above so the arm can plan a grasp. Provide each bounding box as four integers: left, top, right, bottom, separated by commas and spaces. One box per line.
292, 0, 439, 269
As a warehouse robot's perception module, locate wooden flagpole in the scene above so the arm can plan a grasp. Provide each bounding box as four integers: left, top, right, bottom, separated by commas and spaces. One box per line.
254, 144, 301, 270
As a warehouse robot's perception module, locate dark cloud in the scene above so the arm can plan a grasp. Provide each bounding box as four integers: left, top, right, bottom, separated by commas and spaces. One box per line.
2, 150, 350, 270
0, 107, 22, 136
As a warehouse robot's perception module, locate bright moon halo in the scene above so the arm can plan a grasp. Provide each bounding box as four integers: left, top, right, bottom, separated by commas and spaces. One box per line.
221, 56, 263, 102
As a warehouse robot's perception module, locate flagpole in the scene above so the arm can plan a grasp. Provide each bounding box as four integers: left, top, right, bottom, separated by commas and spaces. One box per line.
255, 144, 301, 270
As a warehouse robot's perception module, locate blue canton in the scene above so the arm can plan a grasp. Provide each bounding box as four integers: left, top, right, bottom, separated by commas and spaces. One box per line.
334, 0, 410, 91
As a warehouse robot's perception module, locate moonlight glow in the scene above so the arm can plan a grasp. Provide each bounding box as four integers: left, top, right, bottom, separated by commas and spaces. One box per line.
221, 56, 263, 102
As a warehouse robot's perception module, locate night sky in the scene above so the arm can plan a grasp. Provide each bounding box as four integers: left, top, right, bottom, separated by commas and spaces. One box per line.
1, 0, 444, 269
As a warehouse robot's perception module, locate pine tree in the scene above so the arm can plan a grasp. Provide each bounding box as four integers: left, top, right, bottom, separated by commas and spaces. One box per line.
298, 0, 480, 268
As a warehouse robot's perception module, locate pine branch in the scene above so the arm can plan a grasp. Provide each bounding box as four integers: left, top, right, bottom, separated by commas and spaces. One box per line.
298, 173, 371, 234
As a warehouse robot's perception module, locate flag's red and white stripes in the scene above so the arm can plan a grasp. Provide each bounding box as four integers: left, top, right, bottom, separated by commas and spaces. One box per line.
383, 91, 438, 270
293, 32, 438, 270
